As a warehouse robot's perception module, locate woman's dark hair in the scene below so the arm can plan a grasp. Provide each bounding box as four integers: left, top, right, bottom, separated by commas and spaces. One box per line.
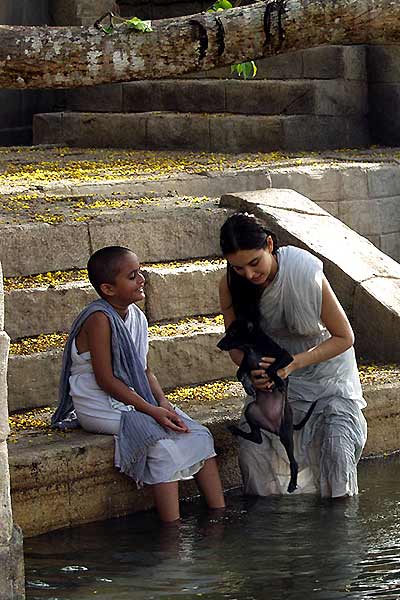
220, 212, 278, 321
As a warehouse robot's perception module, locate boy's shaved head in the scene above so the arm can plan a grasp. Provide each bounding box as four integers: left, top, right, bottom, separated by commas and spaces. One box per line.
87, 246, 134, 296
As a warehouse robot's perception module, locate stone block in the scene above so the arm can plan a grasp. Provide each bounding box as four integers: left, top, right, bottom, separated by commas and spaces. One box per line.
146, 113, 210, 150
156, 80, 225, 113
88, 207, 227, 263
4, 284, 98, 341
0, 91, 22, 129
143, 263, 224, 323
302, 46, 346, 79
62, 112, 147, 148
363, 385, 400, 455
210, 115, 283, 153
155, 1, 202, 19
33, 112, 63, 145
8, 349, 63, 413
225, 80, 315, 115
66, 84, 123, 112
0, 223, 91, 277
317, 201, 339, 218
338, 199, 382, 237
0, 525, 24, 600
343, 45, 367, 81
271, 166, 342, 203
252, 51, 303, 80
0, 262, 3, 332
0, 333, 10, 440
380, 232, 400, 263
149, 330, 236, 389
368, 45, 400, 83
314, 80, 368, 116
283, 116, 348, 151
342, 166, 369, 200
123, 81, 162, 112
0, 442, 12, 544
369, 83, 400, 145
353, 277, 400, 362
376, 196, 400, 234
367, 165, 400, 198
363, 234, 381, 250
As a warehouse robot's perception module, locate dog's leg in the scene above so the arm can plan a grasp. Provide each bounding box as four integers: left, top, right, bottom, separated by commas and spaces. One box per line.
228, 403, 263, 444
279, 401, 298, 493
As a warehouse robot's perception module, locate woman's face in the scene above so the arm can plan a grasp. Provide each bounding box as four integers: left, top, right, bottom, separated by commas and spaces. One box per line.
225, 237, 278, 287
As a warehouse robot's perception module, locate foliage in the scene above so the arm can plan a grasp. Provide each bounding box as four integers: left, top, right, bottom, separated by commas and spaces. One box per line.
95, 12, 152, 35
207, 0, 257, 79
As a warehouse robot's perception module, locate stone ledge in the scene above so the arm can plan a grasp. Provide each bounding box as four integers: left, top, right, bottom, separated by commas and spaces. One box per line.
7, 382, 399, 538
4, 261, 225, 340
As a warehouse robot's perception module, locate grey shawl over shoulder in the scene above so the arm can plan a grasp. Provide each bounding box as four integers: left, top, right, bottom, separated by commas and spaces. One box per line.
52, 299, 184, 483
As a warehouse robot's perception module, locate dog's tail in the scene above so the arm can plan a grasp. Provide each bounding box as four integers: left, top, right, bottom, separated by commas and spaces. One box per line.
293, 401, 317, 430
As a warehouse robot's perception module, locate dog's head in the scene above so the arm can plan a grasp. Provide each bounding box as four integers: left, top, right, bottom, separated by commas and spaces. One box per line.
217, 319, 255, 352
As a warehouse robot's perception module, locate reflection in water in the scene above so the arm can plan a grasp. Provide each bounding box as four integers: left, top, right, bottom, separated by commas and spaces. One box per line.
25, 456, 400, 600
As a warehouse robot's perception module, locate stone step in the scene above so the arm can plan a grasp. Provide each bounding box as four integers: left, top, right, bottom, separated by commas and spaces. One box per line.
33, 112, 370, 153
4, 259, 225, 340
7, 316, 236, 413
8, 380, 246, 538
0, 199, 232, 277
7, 374, 400, 538
63, 79, 367, 117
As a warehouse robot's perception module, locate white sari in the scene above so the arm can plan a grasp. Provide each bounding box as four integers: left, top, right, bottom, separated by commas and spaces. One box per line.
238, 246, 367, 498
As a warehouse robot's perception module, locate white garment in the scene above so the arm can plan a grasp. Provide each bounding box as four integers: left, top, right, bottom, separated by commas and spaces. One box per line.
69, 303, 216, 485
238, 246, 367, 498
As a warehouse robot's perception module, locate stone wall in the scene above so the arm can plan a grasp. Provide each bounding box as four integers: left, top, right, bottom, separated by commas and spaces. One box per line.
0, 261, 24, 600
368, 45, 400, 147
0, 0, 56, 146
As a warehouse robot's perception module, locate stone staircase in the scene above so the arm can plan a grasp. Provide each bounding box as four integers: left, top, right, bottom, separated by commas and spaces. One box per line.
33, 46, 370, 152
3, 146, 400, 538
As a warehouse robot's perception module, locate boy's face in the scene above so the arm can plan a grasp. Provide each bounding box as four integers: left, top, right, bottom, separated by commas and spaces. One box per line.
105, 252, 145, 305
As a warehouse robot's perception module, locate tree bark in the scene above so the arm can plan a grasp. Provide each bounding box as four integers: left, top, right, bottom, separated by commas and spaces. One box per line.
1, 0, 400, 89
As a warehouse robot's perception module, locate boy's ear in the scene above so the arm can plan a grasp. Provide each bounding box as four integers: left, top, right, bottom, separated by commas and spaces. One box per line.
99, 282, 115, 297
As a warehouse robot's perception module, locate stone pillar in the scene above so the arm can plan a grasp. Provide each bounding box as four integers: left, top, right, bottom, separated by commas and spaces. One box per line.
0, 261, 25, 600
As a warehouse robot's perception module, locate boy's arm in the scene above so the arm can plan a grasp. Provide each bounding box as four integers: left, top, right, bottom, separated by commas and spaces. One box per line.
146, 366, 171, 409
86, 312, 188, 432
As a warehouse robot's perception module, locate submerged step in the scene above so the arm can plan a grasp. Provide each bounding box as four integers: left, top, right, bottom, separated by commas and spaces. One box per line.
7, 367, 400, 538
33, 112, 370, 153
7, 316, 236, 413
4, 259, 226, 340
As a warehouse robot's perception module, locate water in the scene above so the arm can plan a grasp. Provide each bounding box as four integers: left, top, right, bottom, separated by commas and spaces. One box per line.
25, 456, 400, 600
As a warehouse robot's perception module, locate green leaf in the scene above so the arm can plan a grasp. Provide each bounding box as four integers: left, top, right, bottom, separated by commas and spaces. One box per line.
251, 61, 257, 78
124, 17, 153, 32
209, 0, 232, 11
101, 25, 114, 34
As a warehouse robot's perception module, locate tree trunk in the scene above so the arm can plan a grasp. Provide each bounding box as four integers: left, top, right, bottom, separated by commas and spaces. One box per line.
1, 0, 400, 89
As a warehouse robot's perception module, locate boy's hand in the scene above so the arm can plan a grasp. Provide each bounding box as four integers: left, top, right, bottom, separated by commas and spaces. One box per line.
151, 406, 190, 433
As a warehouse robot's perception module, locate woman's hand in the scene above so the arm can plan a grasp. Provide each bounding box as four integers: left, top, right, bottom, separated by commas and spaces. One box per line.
150, 406, 190, 433
251, 356, 300, 390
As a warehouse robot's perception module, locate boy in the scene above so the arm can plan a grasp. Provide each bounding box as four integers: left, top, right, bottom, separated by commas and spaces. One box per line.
53, 246, 225, 522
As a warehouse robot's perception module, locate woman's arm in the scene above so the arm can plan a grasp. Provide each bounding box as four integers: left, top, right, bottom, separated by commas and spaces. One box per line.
85, 312, 188, 431
261, 276, 355, 382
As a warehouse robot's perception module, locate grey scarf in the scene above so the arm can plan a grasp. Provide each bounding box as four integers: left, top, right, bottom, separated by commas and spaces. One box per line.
52, 299, 183, 483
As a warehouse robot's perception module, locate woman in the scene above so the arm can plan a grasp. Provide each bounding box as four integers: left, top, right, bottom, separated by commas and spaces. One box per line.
219, 212, 367, 498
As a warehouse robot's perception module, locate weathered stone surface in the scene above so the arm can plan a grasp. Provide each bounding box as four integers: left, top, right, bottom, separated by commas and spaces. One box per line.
224, 80, 315, 115
314, 80, 368, 116
220, 189, 400, 361
0, 222, 91, 277
338, 199, 382, 236
7, 327, 236, 412
0, 441, 12, 543
342, 166, 369, 200
369, 83, 400, 146
380, 232, 400, 263
0, 332, 10, 440
8, 398, 244, 537
146, 113, 210, 151
283, 115, 370, 151
88, 207, 228, 263
0, 262, 3, 332
5, 283, 97, 341
367, 165, 400, 198
67, 83, 123, 112
376, 196, 400, 234
368, 45, 400, 83
353, 277, 400, 361
302, 45, 349, 79
210, 115, 283, 153
270, 165, 343, 202
0, 525, 25, 600
49, 0, 116, 26
363, 385, 400, 455
144, 263, 224, 324
343, 45, 367, 81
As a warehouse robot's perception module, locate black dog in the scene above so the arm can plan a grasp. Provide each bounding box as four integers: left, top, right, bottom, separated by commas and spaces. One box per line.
217, 319, 316, 493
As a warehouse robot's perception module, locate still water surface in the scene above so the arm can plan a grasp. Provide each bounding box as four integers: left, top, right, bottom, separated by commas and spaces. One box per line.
25, 456, 400, 600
